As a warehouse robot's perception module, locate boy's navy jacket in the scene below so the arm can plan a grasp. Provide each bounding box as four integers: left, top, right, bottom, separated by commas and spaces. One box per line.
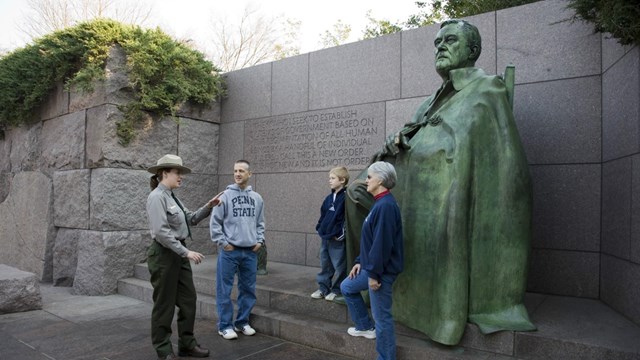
315, 188, 346, 241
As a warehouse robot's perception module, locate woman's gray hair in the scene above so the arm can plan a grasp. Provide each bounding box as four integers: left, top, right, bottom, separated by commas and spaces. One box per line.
368, 161, 397, 189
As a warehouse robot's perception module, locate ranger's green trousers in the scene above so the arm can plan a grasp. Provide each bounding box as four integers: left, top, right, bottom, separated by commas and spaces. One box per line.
147, 241, 198, 357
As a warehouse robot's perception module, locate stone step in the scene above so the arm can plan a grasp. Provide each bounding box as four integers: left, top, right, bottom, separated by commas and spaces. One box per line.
119, 256, 640, 359
118, 277, 495, 360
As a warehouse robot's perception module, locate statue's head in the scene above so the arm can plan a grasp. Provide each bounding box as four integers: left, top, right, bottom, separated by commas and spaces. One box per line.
434, 19, 482, 79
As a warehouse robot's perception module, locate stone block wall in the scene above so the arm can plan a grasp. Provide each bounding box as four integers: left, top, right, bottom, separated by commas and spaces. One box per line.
0, 46, 221, 294
218, 0, 640, 326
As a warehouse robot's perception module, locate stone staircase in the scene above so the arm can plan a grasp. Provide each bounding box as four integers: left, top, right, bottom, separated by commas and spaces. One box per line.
118, 256, 640, 359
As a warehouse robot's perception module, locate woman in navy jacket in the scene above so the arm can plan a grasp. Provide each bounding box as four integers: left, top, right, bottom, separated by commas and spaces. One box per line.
340, 161, 403, 360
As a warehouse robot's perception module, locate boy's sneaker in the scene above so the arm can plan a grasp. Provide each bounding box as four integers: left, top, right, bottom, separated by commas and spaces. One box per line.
325, 292, 337, 301
234, 324, 256, 336
347, 327, 376, 339
311, 290, 324, 299
218, 328, 238, 340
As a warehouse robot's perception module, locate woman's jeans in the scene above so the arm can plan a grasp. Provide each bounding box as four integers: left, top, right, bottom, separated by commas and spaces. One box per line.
341, 269, 398, 360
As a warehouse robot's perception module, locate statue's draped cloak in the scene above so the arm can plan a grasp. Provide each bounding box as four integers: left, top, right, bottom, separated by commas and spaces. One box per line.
346, 67, 535, 345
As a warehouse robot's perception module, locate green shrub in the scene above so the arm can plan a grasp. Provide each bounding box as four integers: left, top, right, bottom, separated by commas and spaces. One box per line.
568, 0, 640, 46
0, 19, 226, 145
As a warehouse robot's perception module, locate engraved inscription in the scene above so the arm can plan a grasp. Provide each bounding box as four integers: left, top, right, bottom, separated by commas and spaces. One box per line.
245, 104, 385, 172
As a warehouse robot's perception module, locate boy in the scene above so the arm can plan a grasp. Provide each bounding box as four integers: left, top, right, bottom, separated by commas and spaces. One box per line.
312, 166, 349, 302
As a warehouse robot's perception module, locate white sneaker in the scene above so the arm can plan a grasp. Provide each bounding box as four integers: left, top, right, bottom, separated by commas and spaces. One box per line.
234, 324, 256, 336
324, 293, 337, 301
311, 290, 324, 299
218, 328, 238, 340
347, 327, 376, 339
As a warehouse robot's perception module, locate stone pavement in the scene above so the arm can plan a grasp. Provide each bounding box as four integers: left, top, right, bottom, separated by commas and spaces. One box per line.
0, 284, 356, 360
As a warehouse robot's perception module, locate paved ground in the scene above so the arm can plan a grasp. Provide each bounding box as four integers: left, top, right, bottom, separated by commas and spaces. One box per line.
0, 284, 356, 360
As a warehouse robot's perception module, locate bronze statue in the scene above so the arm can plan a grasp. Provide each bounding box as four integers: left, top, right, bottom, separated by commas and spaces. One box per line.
345, 19, 535, 345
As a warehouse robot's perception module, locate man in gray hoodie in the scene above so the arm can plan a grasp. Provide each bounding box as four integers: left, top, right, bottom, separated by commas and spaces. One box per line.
210, 160, 265, 340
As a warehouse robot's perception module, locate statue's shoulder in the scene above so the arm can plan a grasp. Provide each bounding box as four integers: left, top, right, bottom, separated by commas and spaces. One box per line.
466, 69, 509, 96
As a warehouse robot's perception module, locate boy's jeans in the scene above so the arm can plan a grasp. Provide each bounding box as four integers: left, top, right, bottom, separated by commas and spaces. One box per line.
316, 238, 346, 295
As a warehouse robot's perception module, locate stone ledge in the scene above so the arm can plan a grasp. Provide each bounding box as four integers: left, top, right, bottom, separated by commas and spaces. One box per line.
0, 264, 42, 314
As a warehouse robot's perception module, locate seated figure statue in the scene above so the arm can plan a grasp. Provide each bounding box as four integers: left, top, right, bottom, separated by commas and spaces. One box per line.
345, 19, 536, 346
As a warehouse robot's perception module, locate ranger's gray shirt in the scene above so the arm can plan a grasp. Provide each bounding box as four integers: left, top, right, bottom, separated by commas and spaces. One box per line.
146, 183, 212, 257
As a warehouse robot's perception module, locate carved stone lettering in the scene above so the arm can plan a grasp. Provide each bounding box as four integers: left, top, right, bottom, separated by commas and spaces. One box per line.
245, 103, 385, 172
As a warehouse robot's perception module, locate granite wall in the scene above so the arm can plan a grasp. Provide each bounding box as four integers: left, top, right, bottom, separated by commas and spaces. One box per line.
218, 0, 640, 326
0, 46, 221, 294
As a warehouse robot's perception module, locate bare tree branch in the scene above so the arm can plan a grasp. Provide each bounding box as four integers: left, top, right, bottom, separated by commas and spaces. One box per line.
208, 4, 300, 72
18, 0, 153, 40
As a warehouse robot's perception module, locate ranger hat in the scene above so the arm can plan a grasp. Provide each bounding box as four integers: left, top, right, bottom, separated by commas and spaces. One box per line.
147, 154, 192, 174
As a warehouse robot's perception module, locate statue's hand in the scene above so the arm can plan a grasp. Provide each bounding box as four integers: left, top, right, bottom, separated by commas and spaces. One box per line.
371, 132, 410, 163
394, 132, 411, 150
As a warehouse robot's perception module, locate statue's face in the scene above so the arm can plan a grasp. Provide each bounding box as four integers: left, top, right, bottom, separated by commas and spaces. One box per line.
434, 23, 473, 77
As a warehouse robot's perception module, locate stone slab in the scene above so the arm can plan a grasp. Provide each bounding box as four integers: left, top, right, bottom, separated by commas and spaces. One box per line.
385, 97, 427, 139
85, 104, 178, 170
244, 103, 385, 173
39, 110, 86, 172
602, 32, 635, 73
172, 172, 218, 228
73, 230, 150, 295
52, 228, 80, 286
53, 169, 90, 229
177, 118, 219, 174
306, 233, 321, 267
217, 120, 245, 175
0, 171, 11, 205
89, 168, 150, 231
459, 323, 514, 356
527, 249, 599, 298
400, 24, 441, 98
188, 226, 216, 256
603, 47, 640, 161
497, 0, 601, 84
256, 171, 328, 234
37, 81, 69, 121
601, 255, 640, 326
602, 157, 632, 260
0, 264, 42, 314
0, 132, 11, 174
69, 45, 132, 112
264, 230, 307, 266
0, 171, 54, 280
272, 53, 309, 116
530, 164, 600, 251
632, 154, 640, 264
514, 76, 601, 164
515, 294, 640, 359
309, 33, 401, 109
8, 123, 41, 172
221, 63, 272, 122
176, 100, 221, 123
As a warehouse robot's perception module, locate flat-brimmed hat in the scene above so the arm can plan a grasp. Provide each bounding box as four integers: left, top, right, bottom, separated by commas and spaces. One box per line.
147, 154, 192, 174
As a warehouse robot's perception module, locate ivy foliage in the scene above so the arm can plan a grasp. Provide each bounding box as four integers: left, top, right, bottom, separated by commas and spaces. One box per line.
568, 0, 640, 46
0, 19, 226, 145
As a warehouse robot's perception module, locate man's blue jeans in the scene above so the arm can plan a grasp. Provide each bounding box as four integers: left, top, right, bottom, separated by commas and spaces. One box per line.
316, 238, 346, 295
216, 248, 257, 331
341, 269, 398, 360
